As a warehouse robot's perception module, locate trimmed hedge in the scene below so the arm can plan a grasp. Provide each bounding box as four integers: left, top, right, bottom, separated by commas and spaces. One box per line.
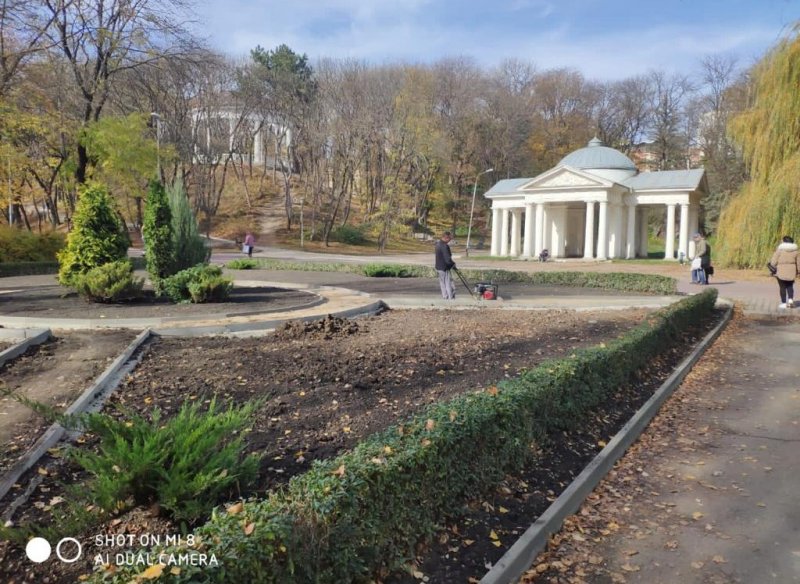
249, 258, 677, 295
0, 256, 145, 278
93, 288, 717, 584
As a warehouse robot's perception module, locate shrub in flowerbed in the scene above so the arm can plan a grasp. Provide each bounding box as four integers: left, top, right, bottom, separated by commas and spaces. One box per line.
73, 259, 144, 302
161, 264, 233, 303
362, 263, 415, 277
68, 398, 261, 524
93, 288, 718, 584
226, 258, 259, 270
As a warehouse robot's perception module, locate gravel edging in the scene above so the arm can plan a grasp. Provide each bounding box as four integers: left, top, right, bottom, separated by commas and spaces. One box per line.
480, 300, 734, 584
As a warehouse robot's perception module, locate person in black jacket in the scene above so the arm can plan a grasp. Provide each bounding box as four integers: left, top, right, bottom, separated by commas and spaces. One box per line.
435, 231, 456, 299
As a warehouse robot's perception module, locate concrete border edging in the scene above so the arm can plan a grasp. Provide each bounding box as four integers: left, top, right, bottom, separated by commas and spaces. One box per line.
0, 329, 52, 368
480, 300, 734, 584
0, 329, 152, 503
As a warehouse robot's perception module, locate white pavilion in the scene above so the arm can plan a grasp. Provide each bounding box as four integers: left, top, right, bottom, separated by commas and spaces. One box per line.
485, 138, 708, 260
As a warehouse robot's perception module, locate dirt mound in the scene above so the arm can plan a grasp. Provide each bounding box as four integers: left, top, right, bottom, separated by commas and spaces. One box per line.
273, 314, 361, 340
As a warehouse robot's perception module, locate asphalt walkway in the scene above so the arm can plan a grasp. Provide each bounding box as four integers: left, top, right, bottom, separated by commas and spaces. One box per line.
524, 315, 800, 583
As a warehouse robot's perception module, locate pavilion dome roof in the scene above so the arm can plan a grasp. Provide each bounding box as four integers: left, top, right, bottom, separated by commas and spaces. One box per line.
558, 137, 637, 171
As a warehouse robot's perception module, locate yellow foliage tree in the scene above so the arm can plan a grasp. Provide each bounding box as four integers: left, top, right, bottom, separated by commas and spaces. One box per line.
717, 29, 800, 267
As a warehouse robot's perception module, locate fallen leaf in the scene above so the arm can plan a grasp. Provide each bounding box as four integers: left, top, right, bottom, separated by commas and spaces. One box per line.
332, 464, 346, 477
170, 567, 181, 576
712, 555, 727, 564
621, 563, 640, 572
463, 539, 475, 546
227, 502, 244, 515
425, 419, 436, 431
691, 511, 704, 520
498, 506, 509, 514
244, 522, 255, 535
139, 564, 165, 579
691, 561, 704, 569
486, 386, 499, 396
489, 530, 499, 540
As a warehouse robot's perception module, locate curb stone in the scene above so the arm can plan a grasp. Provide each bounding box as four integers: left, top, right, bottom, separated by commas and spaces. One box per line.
0, 329, 152, 504
0, 328, 52, 368
480, 300, 733, 584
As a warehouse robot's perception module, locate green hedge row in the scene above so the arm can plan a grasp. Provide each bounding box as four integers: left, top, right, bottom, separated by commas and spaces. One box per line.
93, 288, 716, 584
0, 257, 146, 278
248, 258, 677, 295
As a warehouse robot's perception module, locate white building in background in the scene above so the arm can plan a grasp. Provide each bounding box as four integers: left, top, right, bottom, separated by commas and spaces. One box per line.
485, 138, 708, 261
190, 106, 292, 168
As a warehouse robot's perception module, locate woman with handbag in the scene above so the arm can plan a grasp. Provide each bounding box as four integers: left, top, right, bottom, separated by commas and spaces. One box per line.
768, 236, 800, 309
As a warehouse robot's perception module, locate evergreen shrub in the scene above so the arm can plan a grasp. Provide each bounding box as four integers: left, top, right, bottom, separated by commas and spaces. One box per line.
57, 183, 130, 286
162, 264, 232, 303
70, 398, 261, 524
168, 177, 209, 272
142, 179, 174, 287
73, 259, 144, 303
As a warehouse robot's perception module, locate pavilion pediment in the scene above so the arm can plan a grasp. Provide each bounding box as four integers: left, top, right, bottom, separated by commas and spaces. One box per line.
521, 166, 613, 190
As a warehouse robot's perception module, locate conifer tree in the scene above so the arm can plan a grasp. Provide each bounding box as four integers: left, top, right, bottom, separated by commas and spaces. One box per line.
167, 176, 208, 272
57, 183, 130, 286
142, 179, 174, 286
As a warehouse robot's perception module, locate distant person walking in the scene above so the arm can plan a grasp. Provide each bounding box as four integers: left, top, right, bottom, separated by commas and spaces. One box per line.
435, 231, 456, 300
768, 236, 799, 308
692, 233, 711, 285
243, 231, 255, 258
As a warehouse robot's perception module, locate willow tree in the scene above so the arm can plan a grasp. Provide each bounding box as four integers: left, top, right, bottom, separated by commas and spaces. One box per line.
717, 31, 800, 267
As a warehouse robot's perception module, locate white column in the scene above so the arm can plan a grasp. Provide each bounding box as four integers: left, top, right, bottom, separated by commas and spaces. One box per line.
638, 208, 649, 258
626, 204, 636, 259
500, 209, 510, 256
665, 204, 676, 260
510, 209, 522, 257
583, 201, 595, 259
597, 201, 608, 260
490, 208, 502, 256
523, 203, 534, 258
228, 116, 235, 151
253, 130, 263, 164
534, 203, 545, 256
688, 204, 698, 258
678, 203, 690, 262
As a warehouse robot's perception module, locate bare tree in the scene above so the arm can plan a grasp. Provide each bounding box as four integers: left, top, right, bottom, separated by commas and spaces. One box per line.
40, 0, 199, 183
647, 70, 696, 170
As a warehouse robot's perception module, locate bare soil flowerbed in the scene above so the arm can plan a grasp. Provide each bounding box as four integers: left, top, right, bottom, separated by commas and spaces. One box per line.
0, 306, 723, 584
0, 285, 317, 319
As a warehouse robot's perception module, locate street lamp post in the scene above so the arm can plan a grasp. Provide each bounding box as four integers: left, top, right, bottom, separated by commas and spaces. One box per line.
465, 167, 494, 257
150, 112, 161, 173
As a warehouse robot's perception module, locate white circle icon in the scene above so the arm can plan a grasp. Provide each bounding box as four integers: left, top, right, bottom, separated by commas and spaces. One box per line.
25, 537, 52, 563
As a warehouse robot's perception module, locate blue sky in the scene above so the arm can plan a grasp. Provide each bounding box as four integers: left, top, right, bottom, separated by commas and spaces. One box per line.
194, 0, 799, 79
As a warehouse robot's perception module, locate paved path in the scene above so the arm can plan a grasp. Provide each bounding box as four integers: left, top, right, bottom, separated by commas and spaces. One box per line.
526, 315, 800, 583
227, 245, 794, 316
